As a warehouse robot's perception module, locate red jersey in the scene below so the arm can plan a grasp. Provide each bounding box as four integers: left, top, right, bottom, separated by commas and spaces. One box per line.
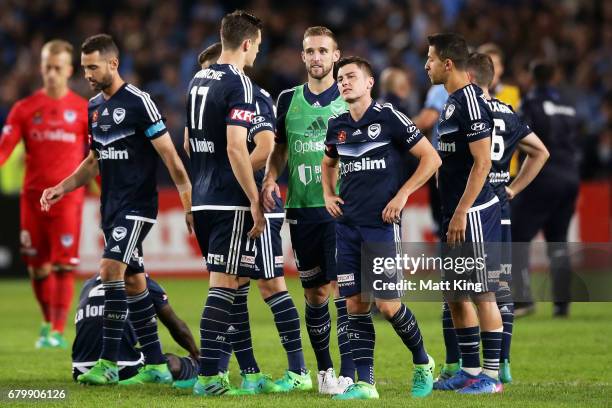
0, 89, 88, 201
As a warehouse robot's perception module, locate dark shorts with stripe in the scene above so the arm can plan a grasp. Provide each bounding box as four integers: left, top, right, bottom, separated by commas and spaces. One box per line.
289, 221, 337, 288
194, 209, 284, 279
102, 212, 155, 273
336, 222, 403, 299
500, 198, 512, 286
442, 197, 501, 294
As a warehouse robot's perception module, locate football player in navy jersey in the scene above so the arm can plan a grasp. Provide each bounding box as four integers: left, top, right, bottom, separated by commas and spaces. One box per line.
425, 33, 505, 394
322, 56, 441, 400
438, 52, 549, 385
184, 11, 304, 397
40, 34, 193, 386
72, 274, 200, 389
196, 42, 309, 395
262, 27, 355, 395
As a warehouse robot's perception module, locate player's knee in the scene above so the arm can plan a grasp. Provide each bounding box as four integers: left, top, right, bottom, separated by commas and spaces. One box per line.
304, 284, 330, 305
28, 265, 51, 279
345, 295, 369, 315
99, 258, 125, 282
257, 277, 287, 299
374, 300, 401, 319
124, 273, 147, 295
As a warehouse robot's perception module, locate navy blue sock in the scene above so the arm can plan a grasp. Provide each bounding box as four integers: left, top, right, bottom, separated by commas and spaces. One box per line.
388, 304, 428, 365
348, 312, 375, 385
127, 289, 165, 365
218, 340, 231, 373
496, 290, 514, 362
334, 297, 355, 380
199, 287, 236, 376
482, 330, 503, 378
229, 283, 259, 374
265, 291, 305, 374
177, 356, 200, 380
455, 326, 481, 369
442, 302, 461, 364
305, 297, 333, 371
100, 280, 127, 362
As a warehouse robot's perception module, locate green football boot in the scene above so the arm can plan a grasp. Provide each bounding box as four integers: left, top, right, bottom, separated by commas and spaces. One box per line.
172, 377, 197, 389
50, 331, 68, 349
119, 363, 173, 385
332, 381, 379, 400
35, 322, 53, 349
77, 359, 118, 385
193, 373, 248, 396
500, 359, 513, 383
437, 359, 461, 381
411, 355, 435, 398
240, 372, 282, 394
274, 370, 313, 392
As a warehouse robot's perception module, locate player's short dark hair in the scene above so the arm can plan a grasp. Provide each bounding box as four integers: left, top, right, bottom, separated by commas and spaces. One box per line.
337, 56, 373, 77
220, 10, 263, 50
477, 42, 504, 63
198, 42, 222, 67
427, 33, 469, 70
303, 26, 337, 48
81, 34, 119, 57
467, 52, 495, 88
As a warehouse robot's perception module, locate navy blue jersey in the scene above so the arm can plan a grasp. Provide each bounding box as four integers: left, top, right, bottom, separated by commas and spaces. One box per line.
187, 64, 256, 211
437, 84, 496, 216
487, 98, 532, 200
89, 83, 167, 229
519, 86, 580, 183
325, 101, 423, 226
72, 275, 168, 365
249, 84, 282, 213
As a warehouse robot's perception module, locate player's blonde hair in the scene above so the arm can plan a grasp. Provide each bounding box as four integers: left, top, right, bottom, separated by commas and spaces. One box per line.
303, 26, 337, 48
41, 39, 74, 61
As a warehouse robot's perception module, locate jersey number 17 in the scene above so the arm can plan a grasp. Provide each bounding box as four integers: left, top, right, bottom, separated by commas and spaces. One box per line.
190, 86, 210, 130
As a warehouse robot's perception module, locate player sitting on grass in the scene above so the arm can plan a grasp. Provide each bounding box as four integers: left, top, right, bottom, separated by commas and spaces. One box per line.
72, 274, 200, 388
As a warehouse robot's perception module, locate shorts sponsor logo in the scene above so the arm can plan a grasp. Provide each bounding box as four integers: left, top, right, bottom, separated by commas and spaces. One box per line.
299, 266, 321, 279
64, 110, 77, 123
368, 123, 381, 139
471, 122, 487, 131
240, 255, 255, 265
207, 253, 225, 265
112, 226, 128, 241
113, 108, 126, 124
230, 108, 255, 123
337, 273, 354, 283
60, 234, 74, 248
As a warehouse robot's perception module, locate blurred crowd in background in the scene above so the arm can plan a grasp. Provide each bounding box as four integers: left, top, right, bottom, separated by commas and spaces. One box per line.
0, 0, 610, 189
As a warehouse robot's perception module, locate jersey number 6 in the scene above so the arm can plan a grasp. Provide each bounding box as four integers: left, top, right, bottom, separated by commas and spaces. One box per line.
490, 118, 505, 161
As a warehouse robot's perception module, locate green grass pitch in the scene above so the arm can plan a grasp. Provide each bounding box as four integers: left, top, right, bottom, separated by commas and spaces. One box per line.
0, 278, 610, 407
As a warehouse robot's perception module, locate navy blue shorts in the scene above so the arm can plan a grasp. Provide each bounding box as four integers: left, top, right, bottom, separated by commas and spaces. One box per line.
102, 213, 155, 273
336, 222, 403, 299
194, 210, 284, 279
500, 199, 512, 286
442, 197, 501, 294
289, 221, 337, 288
